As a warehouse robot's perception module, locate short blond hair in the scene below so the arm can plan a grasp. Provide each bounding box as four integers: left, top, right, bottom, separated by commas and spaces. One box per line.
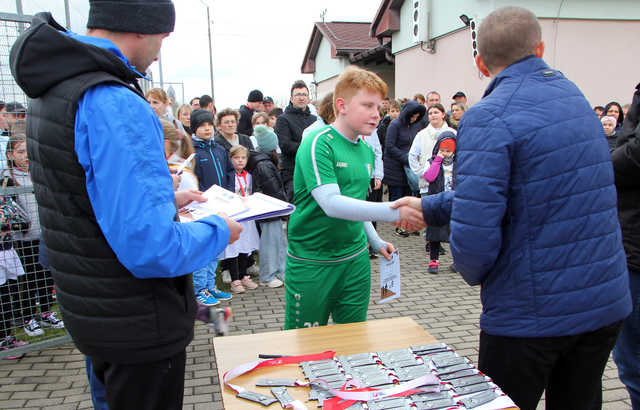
229, 145, 249, 158
333, 66, 387, 117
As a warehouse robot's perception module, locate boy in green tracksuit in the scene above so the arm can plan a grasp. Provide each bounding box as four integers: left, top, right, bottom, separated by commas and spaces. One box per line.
284, 67, 424, 329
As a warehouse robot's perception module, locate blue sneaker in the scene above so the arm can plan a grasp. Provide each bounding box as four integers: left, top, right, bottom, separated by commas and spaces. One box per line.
196, 289, 219, 306
209, 287, 232, 301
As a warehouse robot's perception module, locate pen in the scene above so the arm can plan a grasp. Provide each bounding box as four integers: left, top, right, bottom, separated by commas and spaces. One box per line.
175, 153, 196, 176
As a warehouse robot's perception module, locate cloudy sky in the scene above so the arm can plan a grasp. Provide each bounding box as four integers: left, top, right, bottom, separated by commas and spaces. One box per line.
157, 0, 378, 108
1, 0, 378, 107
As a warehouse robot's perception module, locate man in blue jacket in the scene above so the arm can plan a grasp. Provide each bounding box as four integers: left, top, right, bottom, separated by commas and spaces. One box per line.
394, 6, 631, 410
10, 1, 241, 409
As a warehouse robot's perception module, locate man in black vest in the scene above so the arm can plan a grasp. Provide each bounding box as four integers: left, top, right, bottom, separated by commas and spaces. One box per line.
10, 1, 241, 409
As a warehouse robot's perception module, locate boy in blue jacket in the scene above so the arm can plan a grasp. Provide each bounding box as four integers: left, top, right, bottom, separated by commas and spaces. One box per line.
190, 109, 234, 306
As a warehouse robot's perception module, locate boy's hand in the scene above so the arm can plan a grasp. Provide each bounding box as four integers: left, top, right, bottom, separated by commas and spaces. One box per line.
374, 178, 382, 190
378, 242, 396, 261
217, 212, 243, 244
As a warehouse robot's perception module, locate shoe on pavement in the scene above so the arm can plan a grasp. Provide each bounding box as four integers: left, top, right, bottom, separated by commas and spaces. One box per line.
221, 270, 232, 284
261, 278, 283, 288
230, 280, 246, 293
427, 260, 439, 275
394, 227, 410, 238
196, 289, 220, 306
24, 319, 44, 337
241, 276, 258, 290
209, 287, 232, 301
40, 312, 65, 329
1, 336, 28, 360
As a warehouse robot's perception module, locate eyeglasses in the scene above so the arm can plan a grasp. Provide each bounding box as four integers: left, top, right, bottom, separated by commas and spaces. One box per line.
293, 93, 309, 98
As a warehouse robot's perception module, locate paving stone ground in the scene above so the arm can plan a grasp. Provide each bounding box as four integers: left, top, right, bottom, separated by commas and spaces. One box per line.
0, 222, 632, 409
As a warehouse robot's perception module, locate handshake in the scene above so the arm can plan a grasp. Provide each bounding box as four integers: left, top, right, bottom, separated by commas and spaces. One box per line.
391, 196, 425, 232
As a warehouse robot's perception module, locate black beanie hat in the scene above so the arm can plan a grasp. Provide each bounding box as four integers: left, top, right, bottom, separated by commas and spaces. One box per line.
87, 0, 176, 34
247, 89, 263, 103
190, 109, 215, 134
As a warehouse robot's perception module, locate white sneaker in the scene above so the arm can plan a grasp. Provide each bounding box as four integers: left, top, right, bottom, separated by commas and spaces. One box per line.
262, 278, 283, 288
24, 318, 44, 337
221, 270, 231, 284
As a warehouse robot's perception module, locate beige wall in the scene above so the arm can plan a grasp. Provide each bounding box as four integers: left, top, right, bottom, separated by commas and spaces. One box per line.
394, 19, 640, 108
315, 75, 341, 102
315, 67, 397, 102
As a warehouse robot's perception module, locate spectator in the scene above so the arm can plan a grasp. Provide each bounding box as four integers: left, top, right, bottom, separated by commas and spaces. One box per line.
190, 97, 200, 110
191, 109, 234, 192
448, 102, 466, 130
413, 93, 426, 105
623, 103, 631, 117
262, 96, 275, 113
604, 101, 625, 131
452, 91, 467, 105
176, 103, 192, 136
383, 100, 426, 234
611, 81, 640, 410
249, 112, 270, 149
426, 91, 440, 107
10, 4, 241, 408
214, 108, 254, 152
594, 105, 605, 116
275, 80, 316, 201
379, 97, 390, 117
268, 107, 283, 129
246, 125, 287, 288
601, 115, 618, 152
396, 7, 631, 409
377, 99, 401, 153
145, 88, 170, 118
199, 94, 216, 116
238, 90, 263, 136
302, 92, 334, 139
2, 102, 26, 135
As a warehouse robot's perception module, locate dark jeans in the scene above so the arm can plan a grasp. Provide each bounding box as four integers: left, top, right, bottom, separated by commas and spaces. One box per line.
478, 321, 623, 410
614, 270, 640, 410
388, 185, 411, 202
428, 241, 440, 261
92, 350, 186, 410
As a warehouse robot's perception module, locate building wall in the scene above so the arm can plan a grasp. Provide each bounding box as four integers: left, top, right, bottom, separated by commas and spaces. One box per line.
314, 37, 349, 83
393, 0, 640, 54
394, 18, 640, 108
315, 65, 396, 102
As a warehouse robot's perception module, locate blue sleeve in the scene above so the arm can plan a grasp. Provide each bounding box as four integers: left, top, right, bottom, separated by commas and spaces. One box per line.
75, 84, 230, 278
448, 109, 512, 286
421, 191, 454, 226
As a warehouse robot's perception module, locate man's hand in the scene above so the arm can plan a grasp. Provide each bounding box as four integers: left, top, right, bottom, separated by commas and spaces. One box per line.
374, 178, 382, 190
217, 212, 243, 244
378, 241, 396, 261
391, 197, 426, 231
175, 189, 206, 209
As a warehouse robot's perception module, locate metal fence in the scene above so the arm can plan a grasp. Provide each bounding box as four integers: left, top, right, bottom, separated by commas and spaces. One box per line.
0, 13, 71, 360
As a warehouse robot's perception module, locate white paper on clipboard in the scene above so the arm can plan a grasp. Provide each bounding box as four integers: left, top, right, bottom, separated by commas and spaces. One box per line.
377, 251, 400, 304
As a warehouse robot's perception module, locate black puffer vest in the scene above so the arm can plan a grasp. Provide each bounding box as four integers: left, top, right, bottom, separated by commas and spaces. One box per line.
10, 13, 196, 363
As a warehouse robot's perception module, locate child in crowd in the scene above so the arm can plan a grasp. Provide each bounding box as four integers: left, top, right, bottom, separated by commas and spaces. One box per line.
601, 116, 618, 152
0, 163, 30, 357
161, 119, 198, 191
222, 146, 259, 293
247, 125, 287, 288
268, 108, 283, 129
423, 131, 457, 274
190, 109, 234, 306
249, 112, 270, 151
4, 135, 64, 335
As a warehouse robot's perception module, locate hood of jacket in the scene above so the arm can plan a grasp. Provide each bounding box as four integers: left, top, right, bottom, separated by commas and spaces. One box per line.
10, 12, 142, 99
399, 101, 426, 126
247, 150, 274, 172
431, 131, 457, 157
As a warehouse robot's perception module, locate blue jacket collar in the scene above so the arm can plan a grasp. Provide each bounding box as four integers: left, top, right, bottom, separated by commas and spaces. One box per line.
483, 55, 549, 98
63, 31, 149, 80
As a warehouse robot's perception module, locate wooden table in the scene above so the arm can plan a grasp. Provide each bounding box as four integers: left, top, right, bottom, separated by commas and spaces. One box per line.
213, 317, 517, 409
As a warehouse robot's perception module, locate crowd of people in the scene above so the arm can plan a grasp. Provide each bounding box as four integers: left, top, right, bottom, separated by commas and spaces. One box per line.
1, 1, 638, 410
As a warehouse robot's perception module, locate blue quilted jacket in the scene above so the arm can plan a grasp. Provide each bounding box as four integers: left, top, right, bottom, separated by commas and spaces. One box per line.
422, 56, 631, 337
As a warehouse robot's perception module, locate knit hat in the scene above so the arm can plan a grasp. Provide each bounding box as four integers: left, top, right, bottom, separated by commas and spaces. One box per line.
247, 89, 263, 103
87, 0, 176, 34
190, 109, 214, 134
439, 134, 456, 152
601, 116, 617, 125
254, 125, 278, 152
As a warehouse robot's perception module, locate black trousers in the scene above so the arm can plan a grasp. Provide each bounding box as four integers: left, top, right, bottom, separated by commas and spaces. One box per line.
92, 350, 186, 410
478, 321, 623, 410
14, 239, 54, 319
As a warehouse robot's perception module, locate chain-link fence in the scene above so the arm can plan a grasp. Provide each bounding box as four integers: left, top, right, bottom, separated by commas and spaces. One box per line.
0, 13, 71, 360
